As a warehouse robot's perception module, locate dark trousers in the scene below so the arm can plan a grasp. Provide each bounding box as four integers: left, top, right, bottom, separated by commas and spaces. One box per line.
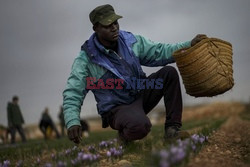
108, 66, 183, 141
10, 125, 26, 144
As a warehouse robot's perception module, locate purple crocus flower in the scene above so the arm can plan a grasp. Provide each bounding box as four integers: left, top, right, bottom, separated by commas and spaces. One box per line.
51, 153, 56, 159
99, 141, 108, 148
36, 158, 40, 164
88, 145, 96, 152
174, 148, 186, 162
169, 146, 187, 163
177, 138, 190, 148
191, 143, 197, 151
82, 154, 90, 161
57, 161, 67, 167
191, 134, 200, 144
77, 151, 84, 158
159, 150, 169, 159
109, 147, 116, 154
77, 153, 100, 164
108, 147, 123, 158
92, 154, 99, 161
65, 149, 71, 155
154, 133, 208, 167
115, 150, 123, 157
82, 153, 95, 162
44, 163, 52, 167
77, 152, 84, 162
170, 146, 178, 155
3, 160, 10, 167
199, 135, 205, 144
160, 159, 169, 167
106, 151, 111, 157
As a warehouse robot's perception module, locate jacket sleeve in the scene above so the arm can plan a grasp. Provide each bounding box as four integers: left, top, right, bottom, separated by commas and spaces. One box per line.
63, 51, 89, 129
132, 35, 191, 67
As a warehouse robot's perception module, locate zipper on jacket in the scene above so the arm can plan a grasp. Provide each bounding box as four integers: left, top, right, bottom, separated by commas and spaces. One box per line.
113, 51, 122, 60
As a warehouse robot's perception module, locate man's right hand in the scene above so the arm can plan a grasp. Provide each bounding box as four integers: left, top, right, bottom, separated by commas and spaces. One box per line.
67, 125, 82, 144
191, 34, 208, 46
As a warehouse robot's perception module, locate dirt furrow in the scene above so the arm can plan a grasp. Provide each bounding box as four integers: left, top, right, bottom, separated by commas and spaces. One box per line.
187, 115, 250, 167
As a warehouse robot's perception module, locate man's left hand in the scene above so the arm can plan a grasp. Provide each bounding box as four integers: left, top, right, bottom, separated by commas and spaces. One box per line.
191, 34, 208, 46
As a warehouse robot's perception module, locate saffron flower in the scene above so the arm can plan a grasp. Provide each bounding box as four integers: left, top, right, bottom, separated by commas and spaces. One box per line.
159, 160, 169, 167
57, 161, 67, 167
65, 149, 71, 155
36, 158, 40, 165
107, 147, 123, 158
159, 150, 169, 159
106, 151, 111, 157
99, 141, 108, 148
51, 153, 56, 159
44, 163, 52, 167
153, 133, 208, 167
88, 145, 96, 153
0, 160, 10, 167
3, 160, 10, 167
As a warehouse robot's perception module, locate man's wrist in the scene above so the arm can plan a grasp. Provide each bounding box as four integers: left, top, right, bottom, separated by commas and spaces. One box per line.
66, 119, 81, 129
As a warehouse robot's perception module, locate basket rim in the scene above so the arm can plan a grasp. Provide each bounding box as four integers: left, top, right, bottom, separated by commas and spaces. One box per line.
173, 37, 232, 58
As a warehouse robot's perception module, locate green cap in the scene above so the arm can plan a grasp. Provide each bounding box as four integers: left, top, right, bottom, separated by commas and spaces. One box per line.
89, 4, 123, 26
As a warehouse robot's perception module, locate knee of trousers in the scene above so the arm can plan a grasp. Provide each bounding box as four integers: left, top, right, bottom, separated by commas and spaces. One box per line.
162, 66, 178, 75
161, 66, 179, 80
124, 121, 152, 141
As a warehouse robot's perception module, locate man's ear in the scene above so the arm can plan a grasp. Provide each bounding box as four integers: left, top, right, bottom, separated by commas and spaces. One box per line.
93, 24, 98, 32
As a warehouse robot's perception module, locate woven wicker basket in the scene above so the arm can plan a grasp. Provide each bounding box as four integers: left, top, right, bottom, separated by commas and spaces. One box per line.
173, 37, 234, 97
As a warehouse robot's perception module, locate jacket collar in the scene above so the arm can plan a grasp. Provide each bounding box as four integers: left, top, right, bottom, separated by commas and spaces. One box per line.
82, 30, 137, 58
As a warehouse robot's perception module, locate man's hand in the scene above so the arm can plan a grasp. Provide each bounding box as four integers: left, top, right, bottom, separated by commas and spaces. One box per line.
191, 34, 208, 46
67, 125, 82, 144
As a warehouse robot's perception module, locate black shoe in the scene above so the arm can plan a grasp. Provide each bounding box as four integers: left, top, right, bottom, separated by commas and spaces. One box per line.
164, 126, 190, 140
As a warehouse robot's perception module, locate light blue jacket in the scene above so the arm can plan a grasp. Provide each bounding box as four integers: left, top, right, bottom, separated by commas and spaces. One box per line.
63, 30, 191, 129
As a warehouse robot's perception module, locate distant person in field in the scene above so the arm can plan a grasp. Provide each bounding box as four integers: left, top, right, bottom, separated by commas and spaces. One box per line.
39, 107, 60, 139
58, 105, 65, 136
63, 4, 207, 144
7, 96, 26, 144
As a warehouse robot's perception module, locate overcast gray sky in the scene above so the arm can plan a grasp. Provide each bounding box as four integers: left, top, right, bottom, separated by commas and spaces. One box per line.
0, 0, 249, 126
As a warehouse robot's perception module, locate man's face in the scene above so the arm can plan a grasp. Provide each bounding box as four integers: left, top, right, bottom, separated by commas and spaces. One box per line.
94, 20, 120, 44
13, 99, 18, 105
